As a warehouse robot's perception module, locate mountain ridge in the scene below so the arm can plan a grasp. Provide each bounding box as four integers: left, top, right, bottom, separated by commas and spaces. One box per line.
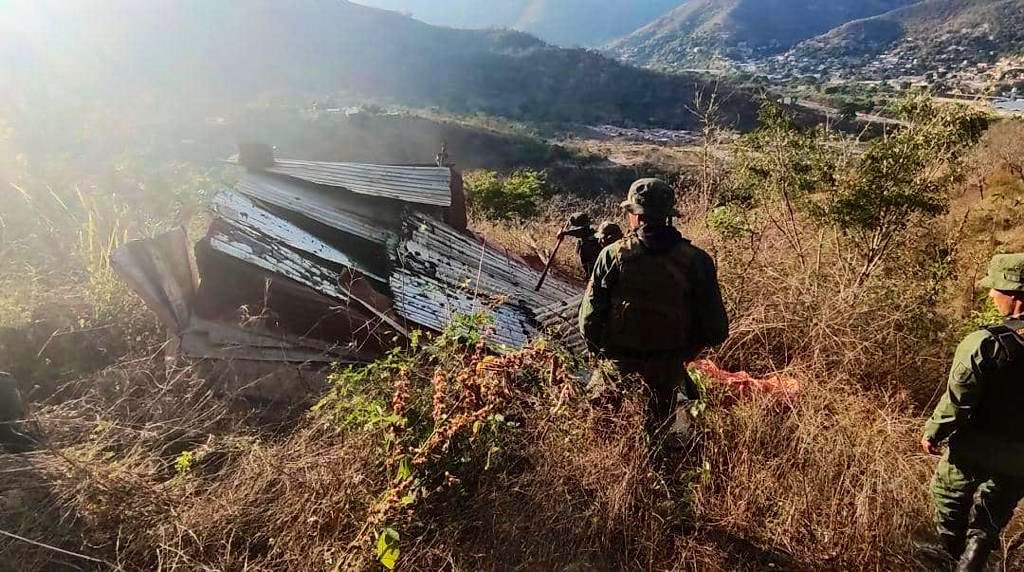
0, 0, 756, 129
607, 0, 916, 69
352, 0, 682, 47
792, 0, 1024, 61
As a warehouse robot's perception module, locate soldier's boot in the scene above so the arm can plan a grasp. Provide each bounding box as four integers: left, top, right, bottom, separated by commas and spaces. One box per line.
956, 538, 993, 572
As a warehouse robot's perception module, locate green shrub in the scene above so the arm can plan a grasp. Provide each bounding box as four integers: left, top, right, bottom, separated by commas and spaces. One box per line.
464, 168, 550, 221
723, 98, 989, 285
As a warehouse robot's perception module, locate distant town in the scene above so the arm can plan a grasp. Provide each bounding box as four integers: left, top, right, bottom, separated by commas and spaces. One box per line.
712, 35, 1024, 118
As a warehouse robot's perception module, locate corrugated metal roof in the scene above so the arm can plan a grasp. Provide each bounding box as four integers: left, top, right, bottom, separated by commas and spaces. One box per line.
397, 214, 579, 310
535, 295, 587, 353
111, 228, 199, 333
264, 159, 452, 207
212, 190, 386, 283
237, 173, 394, 244
208, 223, 409, 337
389, 268, 532, 349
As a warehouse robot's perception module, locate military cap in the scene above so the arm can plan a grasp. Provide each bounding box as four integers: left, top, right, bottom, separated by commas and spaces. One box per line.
596, 221, 623, 242
620, 178, 678, 218
566, 212, 592, 232
979, 254, 1024, 292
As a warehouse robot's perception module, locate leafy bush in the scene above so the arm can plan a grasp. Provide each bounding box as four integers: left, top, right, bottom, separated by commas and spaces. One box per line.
731, 104, 839, 265
724, 98, 989, 284
817, 97, 989, 283
464, 168, 551, 221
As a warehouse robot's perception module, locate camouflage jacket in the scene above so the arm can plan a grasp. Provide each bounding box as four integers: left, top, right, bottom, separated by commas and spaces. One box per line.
577, 225, 728, 358
924, 319, 1024, 474
576, 235, 601, 277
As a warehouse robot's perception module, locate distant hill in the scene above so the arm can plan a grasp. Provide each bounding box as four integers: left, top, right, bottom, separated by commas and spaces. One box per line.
607, 0, 916, 69
793, 0, 1024, 61
352, 0, 681, 47
0, 0, 756, 129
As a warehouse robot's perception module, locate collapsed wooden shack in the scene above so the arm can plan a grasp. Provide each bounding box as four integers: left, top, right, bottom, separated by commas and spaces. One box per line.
112, 146, 580, 400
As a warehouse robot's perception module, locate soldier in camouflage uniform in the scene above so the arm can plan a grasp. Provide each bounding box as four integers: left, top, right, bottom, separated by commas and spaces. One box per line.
923, 254, 1024, 571
595, 221, 623, 249
578, 179, 729, 434
559, 212, 602, 277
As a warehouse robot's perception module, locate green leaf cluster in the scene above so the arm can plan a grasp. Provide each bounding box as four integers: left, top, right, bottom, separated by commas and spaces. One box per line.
721, 97, 990, 283
464, 169, 551, 221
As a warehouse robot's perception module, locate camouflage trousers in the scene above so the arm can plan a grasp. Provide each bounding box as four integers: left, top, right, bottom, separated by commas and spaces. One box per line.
588, 354, 695, 436
931, 452, 1024, 558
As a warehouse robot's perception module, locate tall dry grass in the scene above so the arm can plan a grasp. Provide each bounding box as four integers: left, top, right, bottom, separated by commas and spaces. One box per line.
1, 316, 946, 571
8, 121, 1024, 571
0, 159, 219, 396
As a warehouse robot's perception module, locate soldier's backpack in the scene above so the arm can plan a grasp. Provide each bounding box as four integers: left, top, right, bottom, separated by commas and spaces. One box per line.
603, 236, 699, 354
986, 319, 1024, 364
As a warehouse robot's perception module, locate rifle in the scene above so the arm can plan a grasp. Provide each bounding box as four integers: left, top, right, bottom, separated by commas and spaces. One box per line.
535, 223, 570, 292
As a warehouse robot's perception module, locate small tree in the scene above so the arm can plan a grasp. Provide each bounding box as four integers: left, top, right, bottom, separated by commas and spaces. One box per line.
688, 85, 732, 217
718, 97, 990, 286
818, 97, 989, 284
464, 169, 550, 221
732, 103, 838, 268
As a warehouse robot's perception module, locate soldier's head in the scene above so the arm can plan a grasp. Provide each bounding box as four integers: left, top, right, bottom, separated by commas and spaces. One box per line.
980, 254, 1024, 317
596, 221, 623, 246
566, 212, 593, 233
620, 178, 677, 229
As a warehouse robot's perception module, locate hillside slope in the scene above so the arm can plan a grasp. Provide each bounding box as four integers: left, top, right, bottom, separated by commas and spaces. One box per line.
607, 0, 915, 69
354, 0, 682, 47
0, 0, 754, 128
793, 0, 1024, 61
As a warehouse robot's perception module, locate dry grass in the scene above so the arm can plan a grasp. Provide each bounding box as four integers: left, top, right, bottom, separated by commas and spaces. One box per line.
7, 121, 1024, 571
1, 325, 946, 571
694, 374, 933, 569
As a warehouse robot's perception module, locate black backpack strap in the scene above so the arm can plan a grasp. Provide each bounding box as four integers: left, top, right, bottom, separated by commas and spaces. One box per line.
986, 320, 1024, 363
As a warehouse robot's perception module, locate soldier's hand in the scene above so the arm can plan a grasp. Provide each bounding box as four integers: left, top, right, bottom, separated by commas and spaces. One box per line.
920, 436, 942, 456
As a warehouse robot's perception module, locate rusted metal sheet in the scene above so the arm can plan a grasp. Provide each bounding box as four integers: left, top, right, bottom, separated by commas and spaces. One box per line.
211, 190, 386, 283
264, 159, 452, 207
208, 224, 409, 337
117, 153, 586, 384
180, 319, 365, 364
398, 214, 579, 310
112, 229, 378, 370
236, 173, 395, 244
389, 268, 532, 348
192, 238, 400, 356
111, 227, 198, 332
